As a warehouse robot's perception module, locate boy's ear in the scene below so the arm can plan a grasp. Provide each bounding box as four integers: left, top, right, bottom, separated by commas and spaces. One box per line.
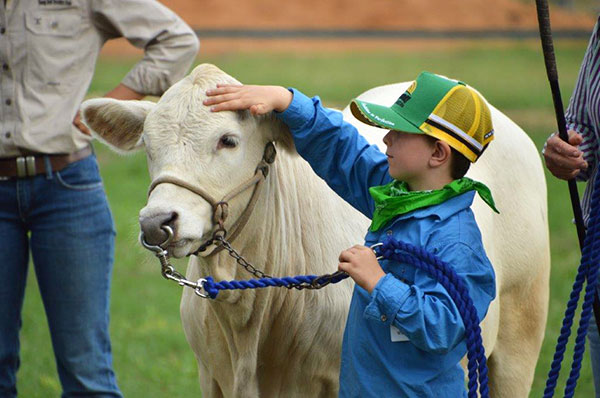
430, 140, 452, 167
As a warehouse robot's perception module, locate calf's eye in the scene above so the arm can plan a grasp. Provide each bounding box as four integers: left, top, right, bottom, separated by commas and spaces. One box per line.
218, 135, 238, 149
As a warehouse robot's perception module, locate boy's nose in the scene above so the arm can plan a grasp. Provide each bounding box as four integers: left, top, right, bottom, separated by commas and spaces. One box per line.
383, 131, 393, 146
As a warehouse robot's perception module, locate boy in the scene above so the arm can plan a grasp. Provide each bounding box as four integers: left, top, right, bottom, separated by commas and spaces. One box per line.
204, 72, 497, 397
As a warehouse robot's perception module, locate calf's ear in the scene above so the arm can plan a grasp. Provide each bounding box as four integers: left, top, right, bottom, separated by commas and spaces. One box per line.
81, 98, 156, 153
261, 114, 296, 153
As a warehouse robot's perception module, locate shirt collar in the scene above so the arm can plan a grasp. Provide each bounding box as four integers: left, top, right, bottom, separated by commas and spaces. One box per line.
388, 190, 475, 223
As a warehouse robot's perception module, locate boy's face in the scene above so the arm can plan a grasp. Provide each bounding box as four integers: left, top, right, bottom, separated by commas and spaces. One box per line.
383, 130, 435, 187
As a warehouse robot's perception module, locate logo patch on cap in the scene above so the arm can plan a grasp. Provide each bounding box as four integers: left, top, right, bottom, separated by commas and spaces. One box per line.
394, 81, 417, 108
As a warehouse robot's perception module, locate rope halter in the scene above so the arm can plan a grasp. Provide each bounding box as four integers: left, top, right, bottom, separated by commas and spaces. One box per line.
142, 141, 277, 257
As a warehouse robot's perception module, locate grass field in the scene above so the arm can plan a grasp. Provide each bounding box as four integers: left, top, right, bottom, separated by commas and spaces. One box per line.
16, 39, 597, 397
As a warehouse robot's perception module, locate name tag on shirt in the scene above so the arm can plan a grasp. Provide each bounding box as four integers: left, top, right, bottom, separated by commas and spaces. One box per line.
391, 325, 409, 342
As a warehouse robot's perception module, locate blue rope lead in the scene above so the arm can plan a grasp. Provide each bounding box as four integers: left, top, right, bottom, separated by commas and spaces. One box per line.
379, 239, 488, 398
544, 169, 600, 398
202, 238, 488, 398
202, 273, 349, 298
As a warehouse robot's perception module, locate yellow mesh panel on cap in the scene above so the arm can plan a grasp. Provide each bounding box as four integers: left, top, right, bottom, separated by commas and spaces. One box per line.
419, 125, 477, 162
427, 85, 494, 162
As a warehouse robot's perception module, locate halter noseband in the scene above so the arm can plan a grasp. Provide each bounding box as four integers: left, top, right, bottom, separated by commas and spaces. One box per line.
145, 142, 277, 257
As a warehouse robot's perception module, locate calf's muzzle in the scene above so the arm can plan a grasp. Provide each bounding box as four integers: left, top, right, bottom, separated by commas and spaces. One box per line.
139, 211, 178, 245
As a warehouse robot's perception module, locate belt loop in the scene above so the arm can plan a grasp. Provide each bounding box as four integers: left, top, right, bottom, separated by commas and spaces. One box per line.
44, 156, 53, 179
25, 156, 36, 177
16, 157, 26, 178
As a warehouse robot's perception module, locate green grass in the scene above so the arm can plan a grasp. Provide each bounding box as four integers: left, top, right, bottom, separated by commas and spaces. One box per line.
18, 39, 596, 396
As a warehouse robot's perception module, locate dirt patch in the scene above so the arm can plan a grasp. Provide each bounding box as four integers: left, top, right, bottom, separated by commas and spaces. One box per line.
100, 0, 596, 56
160, 0, 593, 30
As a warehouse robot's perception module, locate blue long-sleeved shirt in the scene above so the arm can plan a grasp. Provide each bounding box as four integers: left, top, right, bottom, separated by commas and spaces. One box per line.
278, 89, 496, 397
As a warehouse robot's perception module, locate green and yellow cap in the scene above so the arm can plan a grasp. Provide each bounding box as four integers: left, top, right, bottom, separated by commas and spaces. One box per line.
350, 72, 494, 162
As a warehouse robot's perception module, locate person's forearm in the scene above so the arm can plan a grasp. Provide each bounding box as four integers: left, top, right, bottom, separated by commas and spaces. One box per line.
104, 83, 145, 101
73, 84, 145, 136
91, 0, 199, 96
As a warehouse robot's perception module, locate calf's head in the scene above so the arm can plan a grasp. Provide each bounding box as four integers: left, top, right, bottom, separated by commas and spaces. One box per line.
81, 64, 291, 257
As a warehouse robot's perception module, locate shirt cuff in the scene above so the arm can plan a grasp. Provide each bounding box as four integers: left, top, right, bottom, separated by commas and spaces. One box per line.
364, 273, 411, 326
276, 88, 317, 131
121, 64, 172, 97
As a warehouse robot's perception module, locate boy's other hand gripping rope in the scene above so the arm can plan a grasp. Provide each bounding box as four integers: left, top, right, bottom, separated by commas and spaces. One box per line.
544, 169, 600, 398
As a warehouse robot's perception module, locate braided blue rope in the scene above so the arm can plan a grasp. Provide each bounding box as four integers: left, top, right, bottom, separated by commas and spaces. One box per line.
544, 169, 600, 398
202, 238, 488, 398
202, 273, 350, 298
380, 239, 488, 398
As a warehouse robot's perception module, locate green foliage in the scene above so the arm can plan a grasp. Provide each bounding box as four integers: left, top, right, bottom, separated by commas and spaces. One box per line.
19, 40, 595, 396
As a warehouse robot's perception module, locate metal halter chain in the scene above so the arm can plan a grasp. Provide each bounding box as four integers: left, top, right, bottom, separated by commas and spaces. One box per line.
139, 142, 347, 297
140, 225, 348, 298
140, 226, 211, 296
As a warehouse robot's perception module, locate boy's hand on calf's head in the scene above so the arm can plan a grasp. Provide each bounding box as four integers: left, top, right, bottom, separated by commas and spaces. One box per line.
339, 245, 386, 294
204, 84, 293, 115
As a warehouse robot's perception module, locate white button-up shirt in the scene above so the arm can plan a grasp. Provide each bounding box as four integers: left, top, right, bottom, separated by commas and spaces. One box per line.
0, 0, 199, 157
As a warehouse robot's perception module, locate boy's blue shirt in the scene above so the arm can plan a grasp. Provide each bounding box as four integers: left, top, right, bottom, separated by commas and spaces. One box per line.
278, 89, 496, 398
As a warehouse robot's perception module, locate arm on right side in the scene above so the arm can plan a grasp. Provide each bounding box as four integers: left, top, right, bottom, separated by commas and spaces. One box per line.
92, 0, 200, 96
543, 20, 600, 182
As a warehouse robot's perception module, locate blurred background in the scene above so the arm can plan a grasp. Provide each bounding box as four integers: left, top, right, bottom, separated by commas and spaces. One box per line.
18, 0, 600, 396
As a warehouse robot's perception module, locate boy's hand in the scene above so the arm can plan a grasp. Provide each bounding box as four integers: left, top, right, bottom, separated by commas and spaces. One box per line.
204, 84, 293, 115
543, 129, 588, 180
338, 245, 386, 293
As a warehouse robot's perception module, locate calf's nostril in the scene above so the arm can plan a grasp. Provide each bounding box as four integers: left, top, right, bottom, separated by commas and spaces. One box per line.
140, 211, 179, 245
165, 211, 178, 227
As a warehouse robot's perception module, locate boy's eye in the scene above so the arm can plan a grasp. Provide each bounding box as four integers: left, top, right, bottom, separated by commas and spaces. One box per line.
218, 135, 238, 149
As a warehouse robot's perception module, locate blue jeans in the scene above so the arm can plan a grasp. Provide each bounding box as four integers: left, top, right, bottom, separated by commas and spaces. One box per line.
0, 153, 122, 397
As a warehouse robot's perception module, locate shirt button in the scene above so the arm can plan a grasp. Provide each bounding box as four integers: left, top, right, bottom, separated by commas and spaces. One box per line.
5, 99, 11, 106
0, 27, 5, 35
386, 230, 393, 236
2, 64, 8, 71
380, 315, 387, 322
5, 132, 11, 138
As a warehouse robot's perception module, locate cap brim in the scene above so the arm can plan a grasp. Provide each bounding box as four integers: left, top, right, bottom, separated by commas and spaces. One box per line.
350, 100, 422, 134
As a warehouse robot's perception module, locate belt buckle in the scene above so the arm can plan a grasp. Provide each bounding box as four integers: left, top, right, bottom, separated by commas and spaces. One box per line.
16, 156, 36, 178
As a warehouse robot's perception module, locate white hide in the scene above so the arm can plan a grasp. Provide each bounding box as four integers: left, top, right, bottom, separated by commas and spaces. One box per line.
82, 64, 550, 398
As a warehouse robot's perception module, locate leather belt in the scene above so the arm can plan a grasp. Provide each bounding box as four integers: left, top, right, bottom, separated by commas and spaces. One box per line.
0, 146, 93, 178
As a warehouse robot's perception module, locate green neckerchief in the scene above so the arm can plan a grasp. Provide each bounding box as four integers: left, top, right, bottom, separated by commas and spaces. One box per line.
368, 177, 499, 232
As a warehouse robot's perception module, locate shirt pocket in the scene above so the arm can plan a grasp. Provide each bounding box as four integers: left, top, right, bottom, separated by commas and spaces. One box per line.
24, 9, 84, 92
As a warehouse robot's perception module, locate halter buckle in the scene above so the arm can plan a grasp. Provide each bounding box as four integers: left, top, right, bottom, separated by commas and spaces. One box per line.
213, 201, 229, 224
